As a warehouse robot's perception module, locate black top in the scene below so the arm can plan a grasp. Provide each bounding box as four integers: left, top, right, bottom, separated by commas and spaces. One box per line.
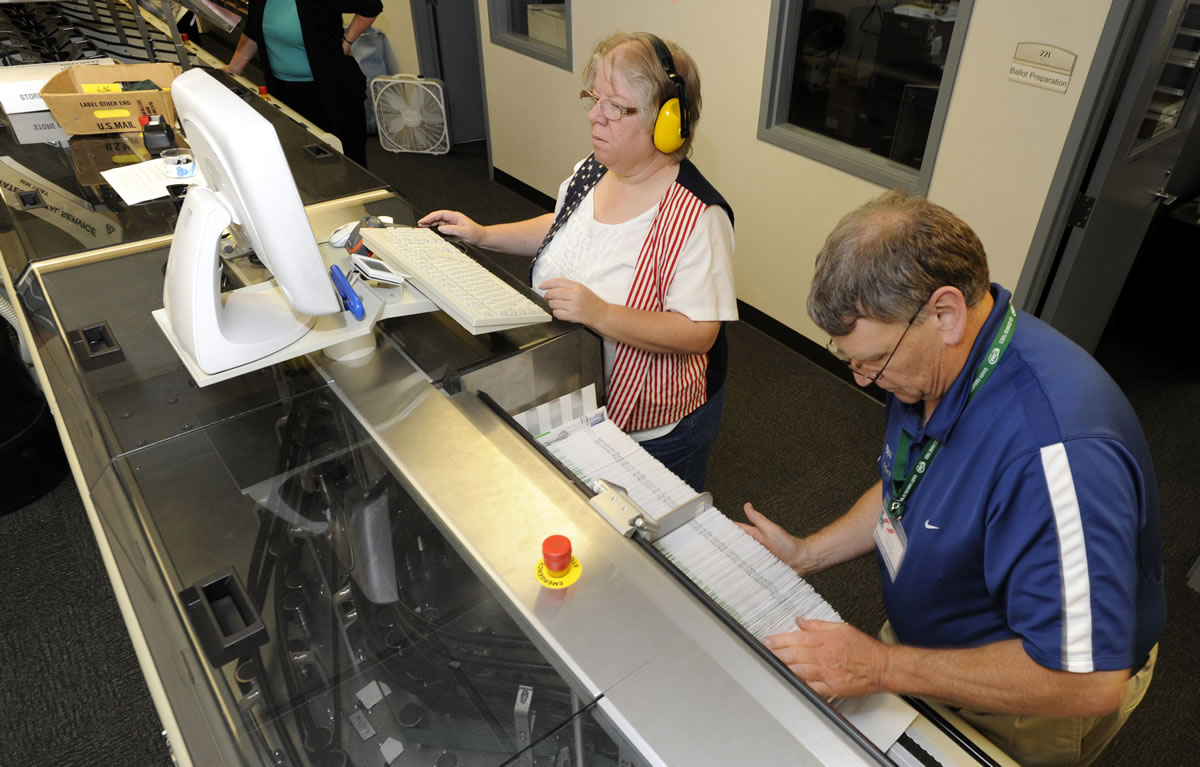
242, 0, 383, 115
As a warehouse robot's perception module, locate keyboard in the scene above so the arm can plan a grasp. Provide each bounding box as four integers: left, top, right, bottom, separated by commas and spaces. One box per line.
359, 226, 552, 334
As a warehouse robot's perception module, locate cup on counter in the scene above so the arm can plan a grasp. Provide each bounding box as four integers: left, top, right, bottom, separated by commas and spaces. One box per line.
160, 148, 196, 179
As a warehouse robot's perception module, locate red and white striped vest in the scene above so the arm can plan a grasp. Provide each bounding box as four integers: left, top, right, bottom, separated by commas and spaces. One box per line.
532, 155, 732, 432
607, 182, 712, 431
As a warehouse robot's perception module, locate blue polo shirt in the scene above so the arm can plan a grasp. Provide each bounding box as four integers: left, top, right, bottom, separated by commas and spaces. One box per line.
878, 284, 1164, 673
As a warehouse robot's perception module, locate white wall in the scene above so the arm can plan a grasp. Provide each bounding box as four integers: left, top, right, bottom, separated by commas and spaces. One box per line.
475, 1, 1117, 341
370, 0, 419, 74
927, 2, 1113, 292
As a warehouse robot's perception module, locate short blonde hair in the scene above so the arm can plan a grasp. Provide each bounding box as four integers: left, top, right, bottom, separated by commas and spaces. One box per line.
582, 31, 702, 161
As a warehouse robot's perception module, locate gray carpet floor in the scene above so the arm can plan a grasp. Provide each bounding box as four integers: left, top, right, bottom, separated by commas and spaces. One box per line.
1, 138, 1197, 766
0, 477, 170, 766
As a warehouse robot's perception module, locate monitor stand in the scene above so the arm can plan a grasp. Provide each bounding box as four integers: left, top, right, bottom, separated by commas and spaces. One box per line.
156, 187, 439, 387
155, 277, 436, 387
163, 185, 315, 375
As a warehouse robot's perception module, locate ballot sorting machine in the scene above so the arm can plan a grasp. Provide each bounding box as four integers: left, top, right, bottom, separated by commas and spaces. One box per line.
1, 66, 1015, 767
10, 214, 1019, 767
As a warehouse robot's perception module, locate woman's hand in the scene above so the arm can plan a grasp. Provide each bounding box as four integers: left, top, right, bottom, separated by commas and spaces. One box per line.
538, 278, 608, 326
418, 210, 486, 245
224, 33, 257, 76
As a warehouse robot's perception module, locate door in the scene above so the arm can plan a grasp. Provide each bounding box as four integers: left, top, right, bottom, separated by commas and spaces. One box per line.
410, 0, 487, 145
1038, 0, 1200, 352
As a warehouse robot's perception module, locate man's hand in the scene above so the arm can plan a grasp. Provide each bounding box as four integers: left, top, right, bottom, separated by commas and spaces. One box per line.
538, 278, 608, 326
764, 618, 889, 699
738, 502, 812, 574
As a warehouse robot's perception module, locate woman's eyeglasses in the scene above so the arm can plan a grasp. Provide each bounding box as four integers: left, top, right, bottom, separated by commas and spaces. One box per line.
580, 90, 638, 121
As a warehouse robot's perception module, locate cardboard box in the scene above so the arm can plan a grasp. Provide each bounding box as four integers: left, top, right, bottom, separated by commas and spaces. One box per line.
0, 59, 118, 115
39, 63, 179, 136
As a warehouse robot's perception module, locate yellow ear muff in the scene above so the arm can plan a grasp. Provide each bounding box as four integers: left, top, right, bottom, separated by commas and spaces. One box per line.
654, 97, 684, 153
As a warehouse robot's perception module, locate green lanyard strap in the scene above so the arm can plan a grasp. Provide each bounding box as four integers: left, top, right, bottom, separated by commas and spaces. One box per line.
889, 302, 1017, 520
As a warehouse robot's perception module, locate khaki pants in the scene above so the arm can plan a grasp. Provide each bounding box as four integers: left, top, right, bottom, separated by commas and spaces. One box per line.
879, 622, 1157, 767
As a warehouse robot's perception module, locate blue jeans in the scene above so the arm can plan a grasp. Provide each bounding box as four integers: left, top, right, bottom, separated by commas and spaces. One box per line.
639, 385, 727, 492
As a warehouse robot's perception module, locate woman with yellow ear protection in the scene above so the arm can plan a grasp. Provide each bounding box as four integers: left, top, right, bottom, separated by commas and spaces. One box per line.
419, 31, 736, 492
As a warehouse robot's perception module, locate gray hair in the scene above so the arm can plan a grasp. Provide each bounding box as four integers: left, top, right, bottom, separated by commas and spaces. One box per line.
807, 190, 991, 336
582, 31, 702, 161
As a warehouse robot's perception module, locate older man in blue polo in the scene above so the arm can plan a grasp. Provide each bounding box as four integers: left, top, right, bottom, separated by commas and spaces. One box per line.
742, 190, 1164, 767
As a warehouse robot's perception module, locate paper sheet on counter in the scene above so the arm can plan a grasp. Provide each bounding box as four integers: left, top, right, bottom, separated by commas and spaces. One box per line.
101, 158, 207, 205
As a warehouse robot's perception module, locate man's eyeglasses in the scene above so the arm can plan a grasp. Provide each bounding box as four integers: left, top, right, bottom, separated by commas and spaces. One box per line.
827, 300, 927, 384
580, 90, 638, 121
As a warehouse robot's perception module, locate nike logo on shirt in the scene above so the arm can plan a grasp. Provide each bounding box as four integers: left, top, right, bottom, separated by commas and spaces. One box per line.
925, 520, 940, 530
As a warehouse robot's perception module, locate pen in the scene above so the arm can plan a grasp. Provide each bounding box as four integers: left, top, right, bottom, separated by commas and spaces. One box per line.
329, 264, 365, 320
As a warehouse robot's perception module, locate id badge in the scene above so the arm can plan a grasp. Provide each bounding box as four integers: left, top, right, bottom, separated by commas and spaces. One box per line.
873, 505, 908, 581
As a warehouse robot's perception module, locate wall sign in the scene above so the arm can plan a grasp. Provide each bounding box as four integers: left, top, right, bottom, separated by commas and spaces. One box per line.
1009, 43, 1077, 93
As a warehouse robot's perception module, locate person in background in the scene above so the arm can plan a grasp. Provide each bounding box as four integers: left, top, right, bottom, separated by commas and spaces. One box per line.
740, 190, 1165, 767
223, 0, 380, 167
419, 31, 737, 491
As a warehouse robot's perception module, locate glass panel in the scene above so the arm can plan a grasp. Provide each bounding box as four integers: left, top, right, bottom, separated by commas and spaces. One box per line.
1138, 3, 1200, 142
515, 0, 567, 49
30, 247, 329, 464
787, 1, 963, 170
120, 385, 615, 765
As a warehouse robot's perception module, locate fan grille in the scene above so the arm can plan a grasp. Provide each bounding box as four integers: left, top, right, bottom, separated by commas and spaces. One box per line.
371, 76, 450, 155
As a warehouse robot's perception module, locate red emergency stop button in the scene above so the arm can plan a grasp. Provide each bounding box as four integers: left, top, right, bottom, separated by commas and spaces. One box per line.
537, 535, 581, 589
543, 535, 571, 574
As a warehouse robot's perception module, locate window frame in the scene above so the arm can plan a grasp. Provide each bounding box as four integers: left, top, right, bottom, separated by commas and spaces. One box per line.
757, 0, 975, 193
487, 0, 573, 71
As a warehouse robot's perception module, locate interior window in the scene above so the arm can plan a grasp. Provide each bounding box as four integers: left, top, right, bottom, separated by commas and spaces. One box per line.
760, 0, 972, 191
488, 0, 571, 71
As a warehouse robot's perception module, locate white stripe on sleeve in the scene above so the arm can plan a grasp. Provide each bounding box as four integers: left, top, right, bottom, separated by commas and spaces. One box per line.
1040, 443, 1094, 672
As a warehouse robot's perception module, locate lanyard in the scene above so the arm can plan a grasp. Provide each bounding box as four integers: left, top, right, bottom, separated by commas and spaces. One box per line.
889, 302, 1017, 520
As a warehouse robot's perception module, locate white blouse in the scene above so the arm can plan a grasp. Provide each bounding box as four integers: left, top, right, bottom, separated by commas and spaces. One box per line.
531, 163, 737, 439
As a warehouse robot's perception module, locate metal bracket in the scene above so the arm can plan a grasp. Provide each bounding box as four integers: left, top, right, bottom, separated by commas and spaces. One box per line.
588, 479, 711, 541
121, 0, 157, 61
1068, 193, 1095, 228
514, 684, 535, 767
160, 0, 191, 70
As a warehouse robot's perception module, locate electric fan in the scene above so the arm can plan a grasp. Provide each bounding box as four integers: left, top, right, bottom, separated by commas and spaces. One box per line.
370, 75, 450, 155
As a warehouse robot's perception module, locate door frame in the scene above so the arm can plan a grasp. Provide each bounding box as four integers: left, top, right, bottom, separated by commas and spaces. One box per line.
408, 0, 492, 148
410, 0, 442, 78
1015, 0, 1147, 315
